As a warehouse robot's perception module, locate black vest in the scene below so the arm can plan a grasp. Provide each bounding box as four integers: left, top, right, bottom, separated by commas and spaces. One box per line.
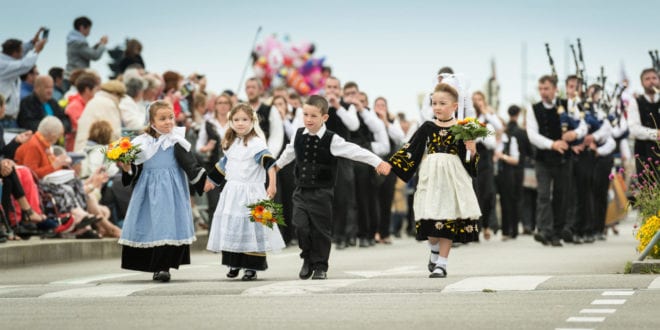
326, 107, 349, 139
633, 95, 660, 162
293, 128, 338, 188
256, 103, 271, 139
532, 100, 568, 165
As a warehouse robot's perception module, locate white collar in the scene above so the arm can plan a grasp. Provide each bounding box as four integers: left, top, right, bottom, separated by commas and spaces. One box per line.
132, 126, 191, 165
303, 125, 327, 138
644, 93, 660, 103
542, 99, 557, 109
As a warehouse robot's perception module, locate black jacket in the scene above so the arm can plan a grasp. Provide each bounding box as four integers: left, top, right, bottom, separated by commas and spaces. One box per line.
17, 94, 72, 133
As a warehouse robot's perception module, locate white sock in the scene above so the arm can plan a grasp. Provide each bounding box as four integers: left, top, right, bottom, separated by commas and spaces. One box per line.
428, 242, 440, 262
435, 257, 448, 270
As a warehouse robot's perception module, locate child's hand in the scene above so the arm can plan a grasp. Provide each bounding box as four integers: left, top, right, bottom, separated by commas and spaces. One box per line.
464, 140, 477, 157
266, 184, 277, 199
376, 161, 391, 176
116, 161, 132, 173
203, 179, 215, 192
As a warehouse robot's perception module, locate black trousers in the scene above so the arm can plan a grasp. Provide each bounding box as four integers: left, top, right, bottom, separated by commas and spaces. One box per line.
497, 166, 523, 237
276, 163, 296, 244
354, 162, 374, 239
1, 169, 26, 215
377, 172, 397, 238
592, 154, 614, 235
571, 152, 596, 236
535, 160, 572, 240
474, 168, 497, 231
522, 187, 537, 232
332, 158, 355, 243
293, 186, 334, 272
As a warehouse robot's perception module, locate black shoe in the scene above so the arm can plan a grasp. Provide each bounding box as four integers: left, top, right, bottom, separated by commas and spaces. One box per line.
550, 238, 563, 247
299, 261, 312, 280
428, 251, 439, 272
311, 269, 327, 280
347, 237, 357, 247
358, 238, 369, 247
335, 241, 347, 250
561, 229, 573, 243
522, 228, 533, 235
241, 270, 257, 281
584, 235, 595, 243
572, 235, 583, 244
226, 268, 240, 278
73, 215, 102, 231
429, 265, 447, 278
533, 233, 549, 246
153, 271, 171, 282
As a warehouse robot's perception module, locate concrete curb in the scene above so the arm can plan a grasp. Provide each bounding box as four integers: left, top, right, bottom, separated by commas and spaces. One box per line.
0, 232, 209, 268
630, 259, 660, 274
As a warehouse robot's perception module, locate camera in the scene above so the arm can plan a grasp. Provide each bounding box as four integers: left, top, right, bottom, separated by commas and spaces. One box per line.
42, 28, 50, 39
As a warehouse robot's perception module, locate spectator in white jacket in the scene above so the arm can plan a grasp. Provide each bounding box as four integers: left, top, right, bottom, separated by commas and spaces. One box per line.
74, 80, 125, 152
0, 29, 47, 127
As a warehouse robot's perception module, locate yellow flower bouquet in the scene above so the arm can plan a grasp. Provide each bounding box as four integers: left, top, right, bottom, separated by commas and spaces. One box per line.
103, 137, 141, 164
246, 200, 285, 229
449, 117, 491, 161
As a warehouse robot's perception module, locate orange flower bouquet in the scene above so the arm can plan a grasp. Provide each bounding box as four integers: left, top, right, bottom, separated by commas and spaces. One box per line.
103, 137, 141, 163
246, 200, 285, 229
449, 117, 491, 162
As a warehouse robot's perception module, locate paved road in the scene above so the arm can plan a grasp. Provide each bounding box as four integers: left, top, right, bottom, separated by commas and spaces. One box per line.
1, 218, 659, 330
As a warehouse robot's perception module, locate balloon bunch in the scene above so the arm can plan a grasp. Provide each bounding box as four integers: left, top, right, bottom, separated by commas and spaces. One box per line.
251, 34, 326, 95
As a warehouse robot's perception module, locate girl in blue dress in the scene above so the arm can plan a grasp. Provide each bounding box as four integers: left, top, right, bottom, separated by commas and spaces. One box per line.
117, 100, 208, 282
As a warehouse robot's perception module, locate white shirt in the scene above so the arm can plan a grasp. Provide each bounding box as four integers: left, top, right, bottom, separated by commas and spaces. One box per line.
0, 42, 38, 117
526, 99, 587, 150
335, 103, 360, 131
195, 117, 228, 151
266, 104, 284, 157
275, 124, 382, 169
387, 119, 406, 147
627, 94, 660, 141
496, 134, 519, 162
358, 108, 390, 156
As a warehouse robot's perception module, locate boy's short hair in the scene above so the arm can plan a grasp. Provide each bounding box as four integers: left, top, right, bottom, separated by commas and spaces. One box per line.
306, 95, 329, 115
507, 105, 521, 117
343, 81, 358, 91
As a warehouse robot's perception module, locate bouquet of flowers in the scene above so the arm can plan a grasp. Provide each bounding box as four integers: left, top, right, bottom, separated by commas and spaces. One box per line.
449, 117, 491, 161
246, 200, 285, 229
103, 137, 141, 163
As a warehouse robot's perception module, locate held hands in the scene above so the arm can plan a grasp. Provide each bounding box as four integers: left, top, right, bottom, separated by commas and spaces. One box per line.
203, 179, 215, 193
376, 161, 392, 176
552, 140, 569, 154
266, 184, 277, 200
562, 130, 578, 142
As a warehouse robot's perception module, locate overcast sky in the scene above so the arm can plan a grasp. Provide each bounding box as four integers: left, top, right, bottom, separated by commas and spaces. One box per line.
2, 0, 657, 120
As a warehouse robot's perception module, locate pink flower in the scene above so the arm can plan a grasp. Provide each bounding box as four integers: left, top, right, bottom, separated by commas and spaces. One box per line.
618, 167, 625, 173
608, 173, 615, 180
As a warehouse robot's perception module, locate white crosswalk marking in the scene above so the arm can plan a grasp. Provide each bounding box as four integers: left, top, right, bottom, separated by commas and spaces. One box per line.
566, 316, 606, 322
39, 284, 159, 298
442, 275, 551, 293
345, 266, 423, 278
579, 308, 616, 314
50, 273, 138, 285
601, 291, 634, 296
591, 299, 626, 305
648, 276, 660, 289
242, 279, 364, 296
